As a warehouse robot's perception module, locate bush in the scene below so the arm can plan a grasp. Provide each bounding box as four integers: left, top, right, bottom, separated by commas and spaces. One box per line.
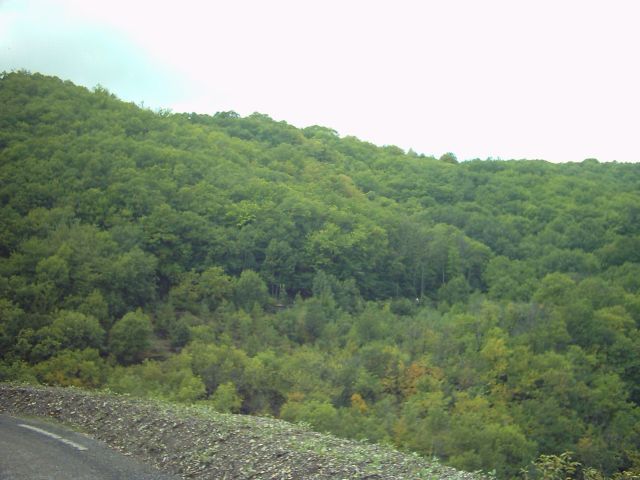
108, 309, 153, 364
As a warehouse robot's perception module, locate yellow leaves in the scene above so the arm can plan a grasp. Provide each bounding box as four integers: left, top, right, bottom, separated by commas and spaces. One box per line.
481, 335, 509, 375
479, 328, 511, 394
392, 417, 408, 445
287, 391, 305, 403
452, 393, 490, 415
350, 393, 368, 414
417, 390, 447, 412
374, 357, 448, 402
400, 362, 428, 398
335, 174, 364, 200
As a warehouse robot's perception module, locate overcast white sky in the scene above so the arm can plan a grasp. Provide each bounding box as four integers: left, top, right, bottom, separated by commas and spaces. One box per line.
1, 0, 639, 162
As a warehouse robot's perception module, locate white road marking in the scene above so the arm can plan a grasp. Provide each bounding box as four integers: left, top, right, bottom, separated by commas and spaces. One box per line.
18, 423, 88, 451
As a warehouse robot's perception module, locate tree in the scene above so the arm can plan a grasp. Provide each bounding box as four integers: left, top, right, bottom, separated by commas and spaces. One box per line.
233, 270, 269, 311
49, 310, 105, 351
280, 398, 340, 433
107, 352, 206, 403
439, 152, 458, 164
210, 382, 242, 413
33, 348, 108, 388
104, 247, 157, 317
108, 309, 153, 364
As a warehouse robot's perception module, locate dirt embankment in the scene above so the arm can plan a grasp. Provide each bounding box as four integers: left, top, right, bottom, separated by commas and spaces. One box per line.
0, 384, 484, 480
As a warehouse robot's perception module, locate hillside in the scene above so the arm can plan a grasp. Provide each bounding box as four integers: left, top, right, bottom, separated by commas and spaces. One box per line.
1, 71, 640, 478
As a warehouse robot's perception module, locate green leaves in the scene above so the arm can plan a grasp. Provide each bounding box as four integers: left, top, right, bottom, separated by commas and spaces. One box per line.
108, 310, 153, 364
2, 71, 640, 480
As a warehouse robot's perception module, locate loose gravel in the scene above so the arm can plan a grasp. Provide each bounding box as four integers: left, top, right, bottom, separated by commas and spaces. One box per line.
0, 384, 486, 480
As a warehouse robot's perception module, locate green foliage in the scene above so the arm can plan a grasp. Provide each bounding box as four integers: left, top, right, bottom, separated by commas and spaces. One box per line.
233, 270, 269, 311
108, 309, 153, 364
168, 266, 232, 316
280, 398, 340, 433
210, 381, 243, 413
48, 310, 105, 351
0, 360, 38, 384
2, 71, 640, 478
523, 451, 640, 480
33, 348, 108, 388
532, 452, 580, 480
185, 341, 249, 396
107, 352, 205, 402
439, 152, 459, 164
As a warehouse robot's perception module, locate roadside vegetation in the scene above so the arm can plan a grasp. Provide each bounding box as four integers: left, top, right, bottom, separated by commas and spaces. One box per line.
0, 384, 488, 480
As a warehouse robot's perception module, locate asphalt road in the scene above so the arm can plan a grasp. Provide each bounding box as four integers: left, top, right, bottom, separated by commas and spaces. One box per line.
0, 414, 180, 480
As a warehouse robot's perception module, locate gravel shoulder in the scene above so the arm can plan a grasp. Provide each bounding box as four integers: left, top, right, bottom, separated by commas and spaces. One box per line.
0, 413, 180, 479
0, 384, 486, 480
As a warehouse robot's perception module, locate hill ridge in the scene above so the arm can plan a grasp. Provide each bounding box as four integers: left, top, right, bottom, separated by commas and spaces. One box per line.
1, 71, 640, 478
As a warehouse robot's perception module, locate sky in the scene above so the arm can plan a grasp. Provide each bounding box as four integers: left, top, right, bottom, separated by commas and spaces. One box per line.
1, 0, 639, 163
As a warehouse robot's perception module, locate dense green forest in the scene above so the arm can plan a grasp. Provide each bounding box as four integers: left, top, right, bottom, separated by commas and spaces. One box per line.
1, 71, 639, 479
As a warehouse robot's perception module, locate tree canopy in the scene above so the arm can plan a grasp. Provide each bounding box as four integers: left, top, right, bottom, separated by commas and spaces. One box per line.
1, 71, 640, 479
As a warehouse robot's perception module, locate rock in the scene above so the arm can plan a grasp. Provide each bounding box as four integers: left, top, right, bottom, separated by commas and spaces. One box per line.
0, 384, 486, 480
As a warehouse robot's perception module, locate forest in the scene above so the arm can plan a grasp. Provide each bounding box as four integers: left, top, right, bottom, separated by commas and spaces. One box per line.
1, 71, 639, 479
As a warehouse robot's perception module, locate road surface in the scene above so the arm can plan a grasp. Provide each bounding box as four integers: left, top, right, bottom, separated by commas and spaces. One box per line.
0, 414, 179, 480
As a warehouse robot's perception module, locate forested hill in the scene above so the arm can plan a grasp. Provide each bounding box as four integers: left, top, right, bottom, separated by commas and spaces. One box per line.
1, 71, 640, 478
